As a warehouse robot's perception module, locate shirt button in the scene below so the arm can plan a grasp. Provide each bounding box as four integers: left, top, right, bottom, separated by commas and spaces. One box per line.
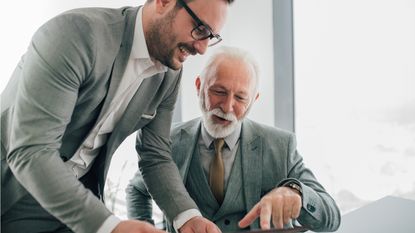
224, 219, 230, 225
307, 204, 316, 212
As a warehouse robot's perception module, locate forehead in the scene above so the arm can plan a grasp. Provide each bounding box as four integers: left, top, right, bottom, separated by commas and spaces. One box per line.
185, 0, 228, 33
207, 58, 254, 92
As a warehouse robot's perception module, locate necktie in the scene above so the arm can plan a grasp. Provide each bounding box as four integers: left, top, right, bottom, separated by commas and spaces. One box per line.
209, 138, 225, 204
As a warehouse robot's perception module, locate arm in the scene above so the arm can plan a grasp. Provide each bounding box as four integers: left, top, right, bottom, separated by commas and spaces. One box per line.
283, 134, 341, 231
6, 14, 111, 233
136, 71, 220, 233
239, 133, 341, 232
136, 68, 199, 222
136, 67, 202, 223
126, 171, 155, 225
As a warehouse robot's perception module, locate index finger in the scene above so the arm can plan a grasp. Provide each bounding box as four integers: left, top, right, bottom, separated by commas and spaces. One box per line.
238, 203, 260, 228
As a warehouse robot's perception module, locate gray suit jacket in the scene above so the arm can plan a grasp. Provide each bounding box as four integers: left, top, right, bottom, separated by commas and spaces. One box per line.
126, 118, 341, 232
1, 7, 197, 233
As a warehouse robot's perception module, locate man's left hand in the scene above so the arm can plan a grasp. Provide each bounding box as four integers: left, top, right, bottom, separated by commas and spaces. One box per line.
179, 216, 221, 233
238, 187, 302, 229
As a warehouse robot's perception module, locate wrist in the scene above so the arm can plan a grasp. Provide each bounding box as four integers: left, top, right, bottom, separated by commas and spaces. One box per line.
284, 182, 303, 197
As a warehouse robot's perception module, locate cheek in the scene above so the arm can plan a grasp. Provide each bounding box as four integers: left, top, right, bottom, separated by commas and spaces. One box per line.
235, 104, 247, 119
172, 18, 194, 42
206, 94, 220, 110
207, 99, 219, 110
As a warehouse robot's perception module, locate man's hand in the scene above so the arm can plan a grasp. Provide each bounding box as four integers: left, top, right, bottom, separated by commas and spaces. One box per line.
112, 220, 166, 233
179, 216, 221, 233
238, 187, 302, 230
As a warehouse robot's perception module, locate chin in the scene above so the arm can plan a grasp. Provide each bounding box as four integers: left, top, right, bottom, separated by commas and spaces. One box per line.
204, 118, 240, 139
168, 56, 184, 70
160, 58, 181, 70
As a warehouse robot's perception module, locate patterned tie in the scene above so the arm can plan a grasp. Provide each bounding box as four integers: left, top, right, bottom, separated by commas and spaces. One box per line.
209, 138, 225, 204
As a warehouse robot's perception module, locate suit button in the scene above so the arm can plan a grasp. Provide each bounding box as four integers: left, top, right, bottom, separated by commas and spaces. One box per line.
307, 204, 316, 212
224, 219, 230, 225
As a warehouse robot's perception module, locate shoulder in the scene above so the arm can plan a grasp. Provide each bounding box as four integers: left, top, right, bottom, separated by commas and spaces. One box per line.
43, 7, 135, 42
243, 119, 295, 145
171, 118, 201, 137
32, 7, 134, 54
56, 7, 131, 27
244, 119, 293, 137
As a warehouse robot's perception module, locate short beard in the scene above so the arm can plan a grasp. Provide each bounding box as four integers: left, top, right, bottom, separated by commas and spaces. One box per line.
146, 9, 179, 70
199, 92, 242, 138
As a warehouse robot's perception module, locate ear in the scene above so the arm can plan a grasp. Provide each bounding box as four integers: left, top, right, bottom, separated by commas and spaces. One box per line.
155, 0, 176, 14
195, 76, 201, 96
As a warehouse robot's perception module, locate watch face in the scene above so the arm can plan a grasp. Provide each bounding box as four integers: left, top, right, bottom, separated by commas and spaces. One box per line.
288, 183, 302, 195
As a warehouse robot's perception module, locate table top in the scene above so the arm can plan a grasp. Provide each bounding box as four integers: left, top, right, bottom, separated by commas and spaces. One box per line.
321, 196, 415, 233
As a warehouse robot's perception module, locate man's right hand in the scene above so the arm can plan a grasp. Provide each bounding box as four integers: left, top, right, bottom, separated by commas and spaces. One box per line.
112, 220, 166, 233
179, 216, 221, 233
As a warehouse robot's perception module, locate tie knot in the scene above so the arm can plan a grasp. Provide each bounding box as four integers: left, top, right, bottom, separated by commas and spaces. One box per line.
214, 138, 225, 152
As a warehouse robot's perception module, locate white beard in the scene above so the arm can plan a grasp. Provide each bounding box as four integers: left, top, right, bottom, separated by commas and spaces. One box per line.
202, 108, 241, 138
199, 95, 241, 138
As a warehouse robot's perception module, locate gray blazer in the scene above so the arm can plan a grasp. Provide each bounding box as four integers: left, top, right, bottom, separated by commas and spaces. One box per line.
126, 118, 341, 232
1, 7, 197, 233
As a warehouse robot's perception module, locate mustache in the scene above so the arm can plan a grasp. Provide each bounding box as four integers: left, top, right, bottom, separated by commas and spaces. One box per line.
178, 42, 197, 55
209, 108, 237, 122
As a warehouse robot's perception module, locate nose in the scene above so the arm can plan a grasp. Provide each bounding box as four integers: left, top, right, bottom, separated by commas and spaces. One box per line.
194, 39, 209, 55
221, 96, 234, 113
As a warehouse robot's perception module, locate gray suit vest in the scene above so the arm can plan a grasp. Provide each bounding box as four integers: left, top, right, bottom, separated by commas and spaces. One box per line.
185, 144, 250, 232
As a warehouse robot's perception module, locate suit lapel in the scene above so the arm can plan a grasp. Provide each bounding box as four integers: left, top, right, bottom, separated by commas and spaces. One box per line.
241, 120, 262, 228
106, 74, 163, 152
102, 74, 164, 180
97, 7, 139, 121
175, 119, 202, 182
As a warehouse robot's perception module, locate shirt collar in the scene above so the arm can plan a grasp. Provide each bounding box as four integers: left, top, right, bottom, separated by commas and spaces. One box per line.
131, 7, 167, 72
201, 120, 242, 151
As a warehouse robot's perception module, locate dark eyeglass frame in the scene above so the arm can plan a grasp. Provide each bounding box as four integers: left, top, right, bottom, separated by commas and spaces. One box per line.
177, 0, 222, 47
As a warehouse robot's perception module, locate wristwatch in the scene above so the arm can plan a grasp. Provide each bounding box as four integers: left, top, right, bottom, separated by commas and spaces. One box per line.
285, 182, 303, 196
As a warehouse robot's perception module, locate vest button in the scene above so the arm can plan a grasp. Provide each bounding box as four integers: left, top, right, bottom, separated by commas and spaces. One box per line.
224, 219, 230, 225
307, 203, 316, 212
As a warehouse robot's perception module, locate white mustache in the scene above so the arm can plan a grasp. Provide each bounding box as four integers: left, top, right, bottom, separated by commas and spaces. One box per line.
209, 108, 237, 122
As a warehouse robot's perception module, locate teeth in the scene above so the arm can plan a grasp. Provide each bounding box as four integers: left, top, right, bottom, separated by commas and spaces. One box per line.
179, 46, 189, 56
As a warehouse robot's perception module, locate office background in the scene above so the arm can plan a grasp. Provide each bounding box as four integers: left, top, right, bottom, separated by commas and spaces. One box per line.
1, 0, 414, 221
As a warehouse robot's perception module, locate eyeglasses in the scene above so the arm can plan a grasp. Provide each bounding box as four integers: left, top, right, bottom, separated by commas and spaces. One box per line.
177, 0, 222, 47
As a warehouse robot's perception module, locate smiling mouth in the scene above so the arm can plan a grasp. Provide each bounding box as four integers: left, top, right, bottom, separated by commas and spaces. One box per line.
213, 115, 232, 125
179, 45, 190, 56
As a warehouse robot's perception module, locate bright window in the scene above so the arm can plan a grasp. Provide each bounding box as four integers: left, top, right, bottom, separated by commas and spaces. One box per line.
293, 0, 415, 213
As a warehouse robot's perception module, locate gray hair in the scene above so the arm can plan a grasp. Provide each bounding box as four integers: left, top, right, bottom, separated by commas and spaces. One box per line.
199, 46, 260, 96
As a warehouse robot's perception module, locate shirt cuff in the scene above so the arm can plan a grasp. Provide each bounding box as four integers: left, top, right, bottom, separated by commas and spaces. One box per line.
96, 215, 122, 233
173, 209, 202, 233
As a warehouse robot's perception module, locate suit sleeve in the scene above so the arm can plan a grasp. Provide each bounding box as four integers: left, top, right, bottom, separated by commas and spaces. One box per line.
281, 134, 341, 232
126, 170, 155, 224
136, 68, 199, 223
6, 14, 112, 233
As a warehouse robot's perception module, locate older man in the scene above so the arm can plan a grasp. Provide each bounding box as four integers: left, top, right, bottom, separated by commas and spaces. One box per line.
126, 47, 341, 232
1, 0, 234, 232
